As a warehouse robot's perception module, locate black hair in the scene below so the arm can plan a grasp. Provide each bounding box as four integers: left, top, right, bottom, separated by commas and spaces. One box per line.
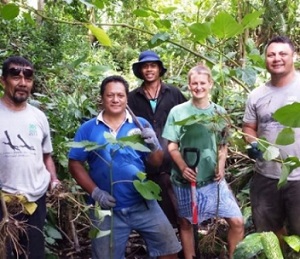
265, 36, 295, 52
2, 56, 34, 78
100, 75, 129, 96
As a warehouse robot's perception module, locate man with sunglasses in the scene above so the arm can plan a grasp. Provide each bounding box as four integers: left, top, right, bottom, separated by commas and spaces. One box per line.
0, 56, 59, 258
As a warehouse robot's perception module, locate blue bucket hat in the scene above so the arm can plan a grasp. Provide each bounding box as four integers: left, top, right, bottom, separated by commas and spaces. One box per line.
132, 50, 167, 79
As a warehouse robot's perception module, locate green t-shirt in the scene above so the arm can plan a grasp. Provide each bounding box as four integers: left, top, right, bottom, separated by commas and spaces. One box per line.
162, 100, 227, 187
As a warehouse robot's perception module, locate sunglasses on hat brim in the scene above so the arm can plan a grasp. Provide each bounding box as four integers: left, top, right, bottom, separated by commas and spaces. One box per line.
8, 67, 34, 78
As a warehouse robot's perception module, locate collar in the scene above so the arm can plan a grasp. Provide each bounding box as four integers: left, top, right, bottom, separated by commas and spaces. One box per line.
96, 109, 133, 125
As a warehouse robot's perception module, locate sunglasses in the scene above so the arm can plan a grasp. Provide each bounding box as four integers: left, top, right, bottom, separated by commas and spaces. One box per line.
8, 67, 34, 78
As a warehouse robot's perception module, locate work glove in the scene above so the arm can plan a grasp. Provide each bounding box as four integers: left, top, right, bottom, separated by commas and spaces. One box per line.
247, 142, 262, 160
141, 127, 161, 152
91, 187, 116, 209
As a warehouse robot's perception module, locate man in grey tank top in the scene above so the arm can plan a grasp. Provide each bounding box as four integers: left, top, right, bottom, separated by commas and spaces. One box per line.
243, 36, 300, 246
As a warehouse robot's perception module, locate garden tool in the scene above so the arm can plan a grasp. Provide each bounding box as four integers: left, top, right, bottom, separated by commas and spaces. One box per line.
183, 147, 200, 258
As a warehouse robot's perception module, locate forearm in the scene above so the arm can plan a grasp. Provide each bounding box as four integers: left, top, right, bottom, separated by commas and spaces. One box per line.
68, 159, 97, 194
43, 153, 58, 181
242, 122, 258, 143
168, 143, 187, 172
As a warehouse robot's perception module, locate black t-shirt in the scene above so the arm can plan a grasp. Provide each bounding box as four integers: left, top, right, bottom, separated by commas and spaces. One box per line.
128, 82, 187, 175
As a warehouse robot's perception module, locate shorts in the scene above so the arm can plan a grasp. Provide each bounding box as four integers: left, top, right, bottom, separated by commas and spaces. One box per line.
173, 179, 242, 223
90, 199, 181, 259
250, 173, 300, 234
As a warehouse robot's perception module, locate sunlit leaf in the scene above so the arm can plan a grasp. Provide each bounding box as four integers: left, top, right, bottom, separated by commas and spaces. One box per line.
273, 103, 300, 127
278, 164, 289, 188
85, 24, 111, 47
263, 145, 279, 161
211, 12, 243, 39
133, 179, 161, 201
261, 232, 284, 259
160, 7, 177, 14
283, 235, 300, 252
234, 233, 263, 258
275, 127, 295, 145
153, 19, 172, 29
133, 9, 151, 17
1, 3, 19, 20
189, 22, 211, 41
241, 10, 264, 29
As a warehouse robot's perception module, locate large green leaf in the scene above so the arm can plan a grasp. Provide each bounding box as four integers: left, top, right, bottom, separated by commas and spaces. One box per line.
150, 33, 170, 46
235, 67, 257, 86
153, 19, 171, 29
85, 24, 111, 47
277, 163, 290, 188
133, 173, 161, 201
283, 235, 300, 252
211, 12, 243, 39
233, 233, 263, 259
241, 10, 264, 29
133, 9, 151, 17
0, 3, 19, 20
188, 22, 211, 41
273, 103, 300, 127
261, 232, 284, 259
263, 146, 280, 161
275, 127, 295, 145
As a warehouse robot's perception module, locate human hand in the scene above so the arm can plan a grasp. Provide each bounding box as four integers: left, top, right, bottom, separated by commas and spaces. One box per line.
214, 169, 224, 182
50, 179, 61, 191
247, 142, 262, 160
141, 127, 161, 152
91, 187, 116, 209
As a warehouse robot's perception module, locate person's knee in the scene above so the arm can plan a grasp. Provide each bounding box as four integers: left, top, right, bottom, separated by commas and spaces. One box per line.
227, 217, 244, 233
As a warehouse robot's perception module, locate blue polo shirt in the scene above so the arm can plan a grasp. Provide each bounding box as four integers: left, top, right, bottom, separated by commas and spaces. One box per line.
68, 113, 152, 210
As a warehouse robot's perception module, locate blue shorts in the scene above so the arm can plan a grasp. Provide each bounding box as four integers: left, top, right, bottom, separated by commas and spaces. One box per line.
173, 179, 242, 223
90, 199, 181, 259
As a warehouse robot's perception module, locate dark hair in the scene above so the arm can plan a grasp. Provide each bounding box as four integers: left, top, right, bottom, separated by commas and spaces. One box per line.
100, 75, 129, 96
2, 56, 34, 78
265, 36, 295, 52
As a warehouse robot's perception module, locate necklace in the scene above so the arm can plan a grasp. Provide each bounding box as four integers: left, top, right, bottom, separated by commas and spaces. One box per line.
144, 84, 160, 100
144, 85, 160, 113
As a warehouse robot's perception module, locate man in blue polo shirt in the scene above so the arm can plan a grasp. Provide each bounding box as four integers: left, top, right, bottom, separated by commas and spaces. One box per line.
68, 75, 181, 259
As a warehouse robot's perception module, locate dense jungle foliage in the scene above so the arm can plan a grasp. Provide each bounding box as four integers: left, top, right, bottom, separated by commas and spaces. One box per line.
1, 0, 300, 258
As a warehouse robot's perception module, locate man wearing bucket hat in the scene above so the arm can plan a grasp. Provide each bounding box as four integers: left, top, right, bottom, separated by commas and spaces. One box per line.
128, 50, 186, 228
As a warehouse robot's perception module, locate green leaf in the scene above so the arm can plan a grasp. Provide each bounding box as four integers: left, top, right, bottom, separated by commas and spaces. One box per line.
188, 22, 211, 41
233, 232, 263, 259
263, 146, 280, 161
149, 33, 170, 47
275, 127, 295, 145
88, 227, 110, 239
211, 12, 243, 39
283, 235, 300, 252
153, 19, 172, 29
136, 172, 147, 181
133, 179, 161, 201
1, 3, 19, 20
277, 164, 289, 188
85, 24, 111, 47
261, 232, 284, 259
235, 67, 257, 86
273, 103, 300, 127
66, 140, 106, 151
45, 225, 63, 240
133, 9, 151, 17
91, 0, 105, 9
241, 10, 264, 29
160, 7, 177, 14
